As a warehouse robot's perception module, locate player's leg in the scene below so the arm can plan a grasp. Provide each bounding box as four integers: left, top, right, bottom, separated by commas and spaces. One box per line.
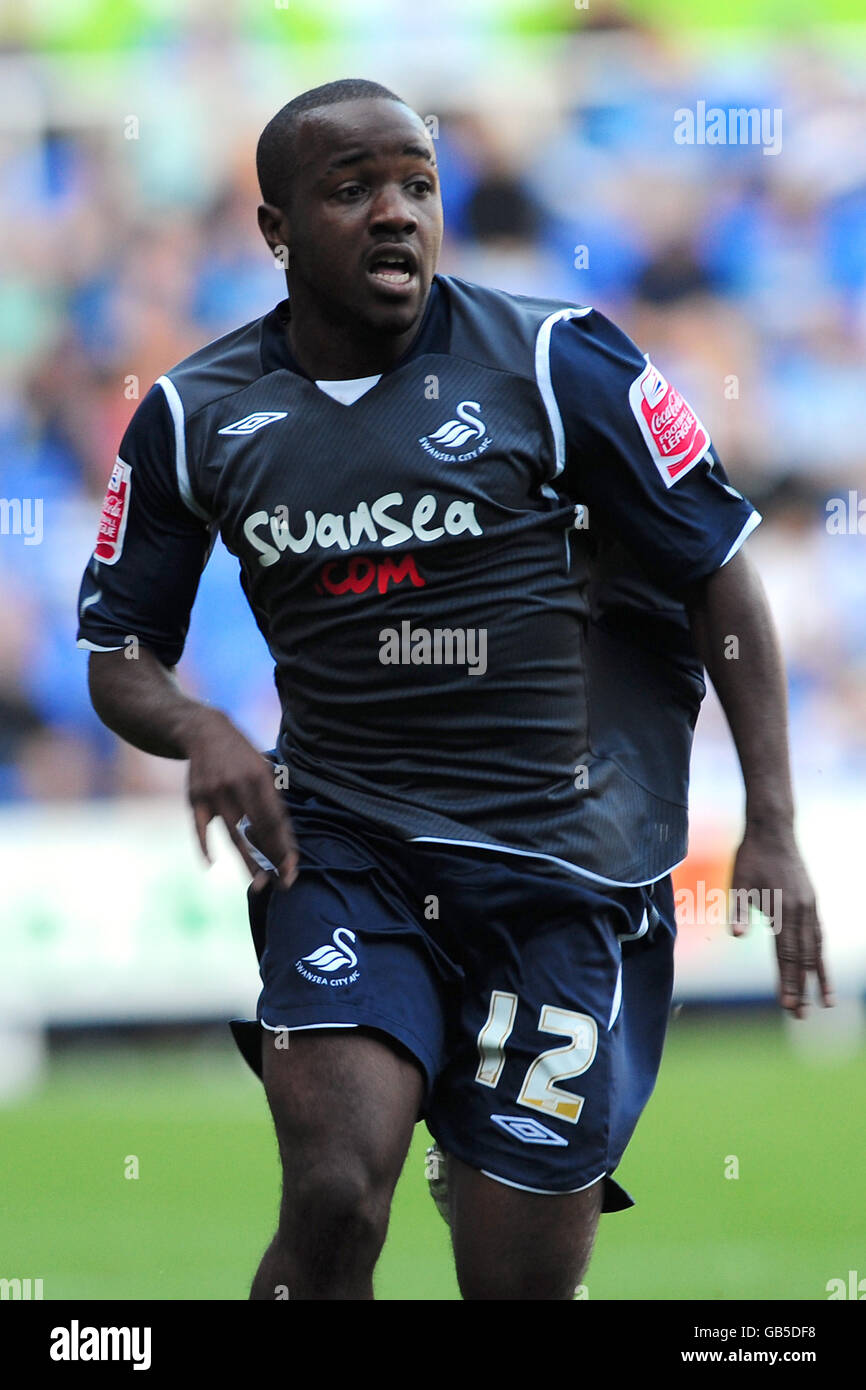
251, 1027, 424, 1300
448, 1159, 604, 1300
422, 851, 675, 1300
234, 788, 455, 1299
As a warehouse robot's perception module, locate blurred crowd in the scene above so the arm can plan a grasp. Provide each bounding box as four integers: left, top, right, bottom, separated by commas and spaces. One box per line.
1, 8, 865, 801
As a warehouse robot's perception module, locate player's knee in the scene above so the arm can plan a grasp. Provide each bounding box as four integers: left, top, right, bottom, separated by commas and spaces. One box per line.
451, 1179, 601, 1300
456, 1259, 585, 1301
279, 1160, 391, 1269
455, 1231, 593, 1300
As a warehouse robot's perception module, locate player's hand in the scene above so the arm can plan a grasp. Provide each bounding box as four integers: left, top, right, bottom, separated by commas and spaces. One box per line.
729, 827, 833, 1019
184, 709, 298, 892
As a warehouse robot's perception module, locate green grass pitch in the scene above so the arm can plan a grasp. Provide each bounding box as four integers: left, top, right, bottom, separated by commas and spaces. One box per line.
1, 1010, 862, 1300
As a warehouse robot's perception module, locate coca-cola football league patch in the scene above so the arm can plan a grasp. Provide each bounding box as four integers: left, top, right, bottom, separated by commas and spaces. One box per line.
94, 458, 132, 564
628, 358, 711, 487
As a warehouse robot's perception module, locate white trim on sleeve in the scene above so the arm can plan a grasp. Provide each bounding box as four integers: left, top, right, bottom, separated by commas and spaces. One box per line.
157, 374, 210, 522
720, 508, 762, 566
534, 306, 593, 477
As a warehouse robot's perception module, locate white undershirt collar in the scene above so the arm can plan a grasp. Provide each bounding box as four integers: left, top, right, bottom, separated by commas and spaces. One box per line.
314, 374, 382, 405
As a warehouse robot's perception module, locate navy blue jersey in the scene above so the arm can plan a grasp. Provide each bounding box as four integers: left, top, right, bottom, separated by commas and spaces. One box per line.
77, 275, 759, 884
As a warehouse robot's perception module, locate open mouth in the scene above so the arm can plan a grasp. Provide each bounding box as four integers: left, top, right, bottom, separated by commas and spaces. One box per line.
366, 247, 418, 288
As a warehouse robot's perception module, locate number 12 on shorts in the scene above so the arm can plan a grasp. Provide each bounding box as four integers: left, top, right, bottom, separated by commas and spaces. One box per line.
475, 990, 598, 1124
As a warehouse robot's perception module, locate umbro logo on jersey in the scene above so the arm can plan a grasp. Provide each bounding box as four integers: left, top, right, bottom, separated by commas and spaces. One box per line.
419, 400, 492, 462
295, 929, 360, 987
218, 411, 288, 436
490, 1114, 568, 1146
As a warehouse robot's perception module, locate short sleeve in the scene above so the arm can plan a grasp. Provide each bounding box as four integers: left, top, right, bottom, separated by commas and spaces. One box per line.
547, 310, 761, 592
76, 384, 213, 668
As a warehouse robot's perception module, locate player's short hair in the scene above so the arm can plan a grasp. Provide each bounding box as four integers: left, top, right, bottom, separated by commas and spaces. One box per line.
257, 78, 408, 211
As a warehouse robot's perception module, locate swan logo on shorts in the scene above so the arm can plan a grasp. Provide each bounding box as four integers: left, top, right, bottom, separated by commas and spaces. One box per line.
628, 360, 710, 487
295, 928, 360, 987
490, 1114, 568, 1146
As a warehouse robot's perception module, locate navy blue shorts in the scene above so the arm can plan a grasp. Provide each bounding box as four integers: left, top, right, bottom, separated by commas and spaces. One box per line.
230, 787, 675, 1211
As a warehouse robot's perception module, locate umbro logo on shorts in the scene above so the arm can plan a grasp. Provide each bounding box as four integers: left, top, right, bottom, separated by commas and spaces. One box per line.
218, 411, 288, 436
490, 1114, 568, 1146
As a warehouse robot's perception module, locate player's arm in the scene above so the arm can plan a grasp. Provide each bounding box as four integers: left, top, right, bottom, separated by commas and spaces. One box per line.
683, 547, 831, 1018
88, 647, 296, 890
548, 309, 830, 1017
78, 385, 297, 891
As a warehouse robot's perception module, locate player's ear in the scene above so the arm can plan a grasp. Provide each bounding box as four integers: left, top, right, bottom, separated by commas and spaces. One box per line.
257, 203, 291, 261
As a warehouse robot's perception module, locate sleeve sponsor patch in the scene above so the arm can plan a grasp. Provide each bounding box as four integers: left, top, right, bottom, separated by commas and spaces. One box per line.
628, 359, 711, 487
94, 458, 132, 564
